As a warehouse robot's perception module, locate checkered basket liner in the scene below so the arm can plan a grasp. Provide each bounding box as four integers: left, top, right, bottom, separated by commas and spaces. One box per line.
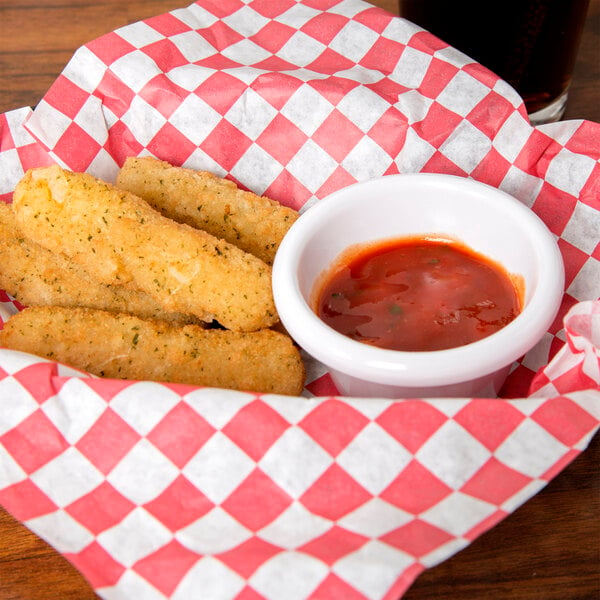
0, 1, 598, 598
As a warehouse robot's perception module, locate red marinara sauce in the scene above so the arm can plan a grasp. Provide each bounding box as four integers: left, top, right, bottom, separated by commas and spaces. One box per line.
315, 237, 522, 352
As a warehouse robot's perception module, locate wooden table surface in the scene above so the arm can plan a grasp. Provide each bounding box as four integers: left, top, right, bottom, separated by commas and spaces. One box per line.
0, 1, 598, 599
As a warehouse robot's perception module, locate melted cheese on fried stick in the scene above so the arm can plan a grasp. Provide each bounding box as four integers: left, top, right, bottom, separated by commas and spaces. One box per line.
12, 166, 277, 332
0, 306, 305, 395
116, 156, 298, 264
0, 202, 203, 325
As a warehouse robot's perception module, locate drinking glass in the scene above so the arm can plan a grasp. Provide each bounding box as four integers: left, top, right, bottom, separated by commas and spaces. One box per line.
399, 0, 591, 124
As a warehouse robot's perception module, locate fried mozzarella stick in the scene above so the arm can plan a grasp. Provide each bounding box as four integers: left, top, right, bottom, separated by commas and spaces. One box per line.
116, 156, 298, 264
0, 202, 201, 325
13, 166, 277, 332
0, 306, 305, 395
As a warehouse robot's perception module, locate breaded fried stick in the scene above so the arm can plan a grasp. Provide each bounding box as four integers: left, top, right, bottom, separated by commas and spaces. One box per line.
116, 156, 298, 264
13, 166, 277, 332
0, 306, 305, 395
0, 202, 202, 325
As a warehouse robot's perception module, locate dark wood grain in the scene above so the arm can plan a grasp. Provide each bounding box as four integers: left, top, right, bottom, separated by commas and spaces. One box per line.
564, 0, 600, 122
0, 1, 598, 599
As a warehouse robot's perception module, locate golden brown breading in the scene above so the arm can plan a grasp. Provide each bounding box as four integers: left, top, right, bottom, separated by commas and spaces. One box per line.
116, 156, 298, 264
0, 202, 202, 325
0, 306, 305, 395
12, 165, 278, 332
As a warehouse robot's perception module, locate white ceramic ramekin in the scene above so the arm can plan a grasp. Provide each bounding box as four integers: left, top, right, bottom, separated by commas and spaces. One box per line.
272, 173, 565, 398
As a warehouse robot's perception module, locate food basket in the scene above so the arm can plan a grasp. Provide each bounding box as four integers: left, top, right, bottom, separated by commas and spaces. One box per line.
0, 1, 598, 599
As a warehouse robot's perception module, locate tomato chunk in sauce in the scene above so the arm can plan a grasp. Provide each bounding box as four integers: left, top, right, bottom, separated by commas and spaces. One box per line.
315, 237, 522, 352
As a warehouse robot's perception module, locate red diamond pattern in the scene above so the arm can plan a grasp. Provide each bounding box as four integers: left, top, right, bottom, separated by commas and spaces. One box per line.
304, 0, 347, 10
65, 541, 126, 588
313, 110, 364, 162
532, 182, 578, 237
307, 48, 355, 76
255, 114, 308, 166
553, 366, 597, 396
0, 410, 69, 473
454, 400, 525, 451
52, 122, 102, 173
365, 77, 408, 104
222, 400, 289, 462
470, 147, 513, 188
565, 121, 600, 160
310, 574, 366, 600
144, 12, 193, 37
300, 464, 371, 521
0, 479, 58, 521
254, 55, 299, 73
198, 0, 244, 20
65, 481, 135, 535
105, 120, 145, 167
43, 75, 90, 119
139, 75, 189, 119
147, 403, 215, 468
196, 71, 249, 114
355, 4, 396, 32
253, 72, 305, 111
222, 469, 291, 531
134, 540, 200, 596
16, 142, 54, 175
376, 401, 448, 454
219, 537, 281, 579
304, 373, 340, 397
558, 238, 593, 291
360, 35, 405, 73
422, 150, 467, 177
197, 54, 242, 72
298, 525, 369, 565
414, 102, 463, 146
314, 166, 357, 200
460, 457, 532, 505
94, 70, 136, 118
251, 21, 297, 54
367, 107, 408, 159
513, 127, 552, 174
200, 119, 253, 172
147, 121, 197, 166
381, 519, 453, 558
301, 12, 351, 45
201, 20, 244, 52
144, 475, 215, 531
250, 0, 296, 19
12, 362, 59, 403
500, 364, 538, 399
85, 32, 136, 66
309, 76, 360, 106
234, 587, 269, 600
0, 113, 15, 149
299, 399, 369, 457
79, 378, 131, 402
380, 460, 452, 514
531, 397, 600, 447
75, 408, 141, 475
467, 91, 515, 139
263, 169, 312, 211
420, 57, 460, 98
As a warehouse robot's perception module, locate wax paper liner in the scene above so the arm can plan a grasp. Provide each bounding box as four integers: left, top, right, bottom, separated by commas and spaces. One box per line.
0, 1, 599, 598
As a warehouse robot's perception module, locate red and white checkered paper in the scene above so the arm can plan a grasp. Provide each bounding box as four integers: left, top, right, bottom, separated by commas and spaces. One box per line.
0, 1, 599, 599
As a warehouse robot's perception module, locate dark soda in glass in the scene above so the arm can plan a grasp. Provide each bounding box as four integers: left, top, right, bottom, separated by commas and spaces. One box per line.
399, 0, 590, 122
